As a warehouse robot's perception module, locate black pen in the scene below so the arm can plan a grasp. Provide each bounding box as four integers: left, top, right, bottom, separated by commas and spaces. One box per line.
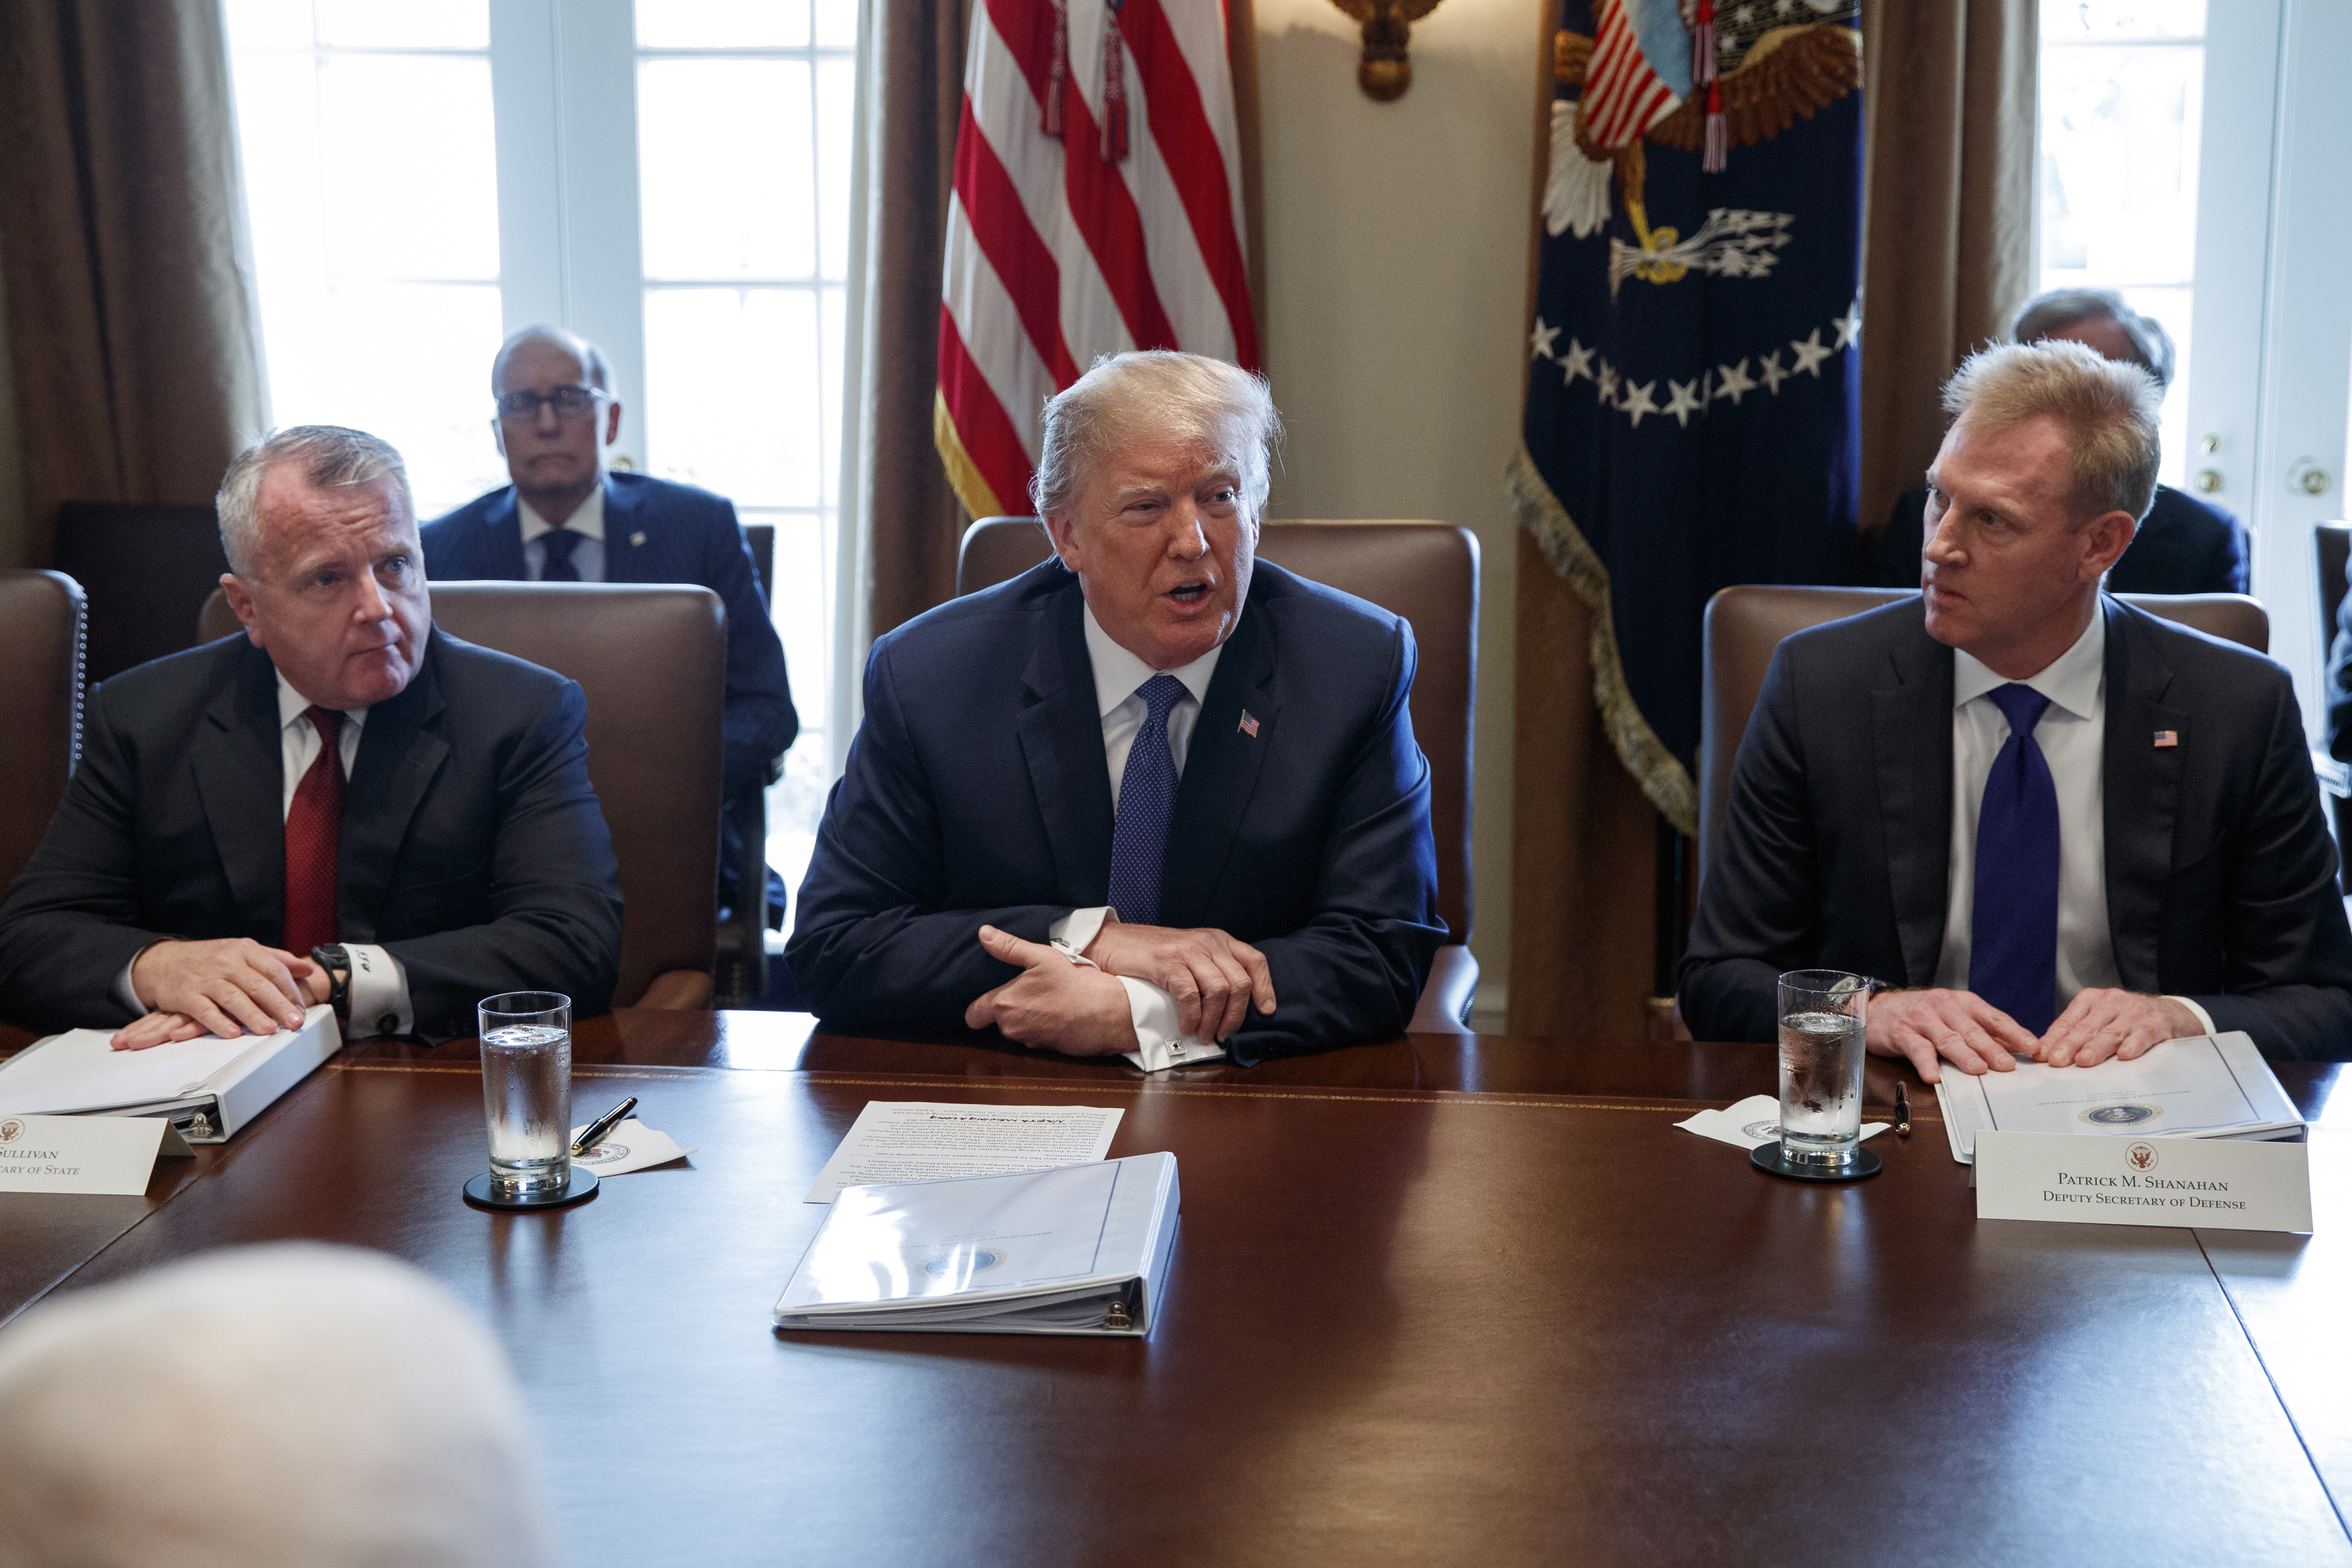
571, 1096, 637, 1157
1895, 1083, 1912, 1137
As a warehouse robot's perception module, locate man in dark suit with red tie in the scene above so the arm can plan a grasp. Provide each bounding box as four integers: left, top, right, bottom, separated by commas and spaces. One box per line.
0, 426, 622, 1044
419, 327, 796, 925
1682, 341, 2352, 1070
788, 352, 1445, 1068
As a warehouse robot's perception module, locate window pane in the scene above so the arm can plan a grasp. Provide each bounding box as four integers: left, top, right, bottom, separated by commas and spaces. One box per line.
313, 0, 489, 49
2041, 0, 2204, 41
816, 56, 855, 282
643, 287, 824, 506
821, 283, 845, 507
318, 55, 500, 279
222, 0, 317, 50
2038, 45, 2201, 290
635, 0, 810, 50
638, 60, 815, 280
813, 0, 857, 49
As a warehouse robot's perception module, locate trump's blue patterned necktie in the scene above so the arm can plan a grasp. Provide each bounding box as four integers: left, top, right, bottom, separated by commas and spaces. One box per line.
1970, 682, 2060, 1034
541, 527, 584, 581
1106, 675, 1187, 927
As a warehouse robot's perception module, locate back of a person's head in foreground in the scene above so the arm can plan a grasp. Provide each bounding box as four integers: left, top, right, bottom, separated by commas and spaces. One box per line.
0, 1243, 555, 1568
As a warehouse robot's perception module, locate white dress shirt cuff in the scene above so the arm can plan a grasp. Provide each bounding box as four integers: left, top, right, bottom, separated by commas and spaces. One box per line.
344, 945, 412, 1039
113, 948, 154, 1016
2163, 995, 2218, 1038
1049, 906, 1113, 957
1117, 977, 1229, 1072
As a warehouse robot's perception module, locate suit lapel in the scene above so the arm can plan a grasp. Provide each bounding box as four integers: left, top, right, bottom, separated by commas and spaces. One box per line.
599, 475, 645, 583
481, 490, 528, 578
1871, 618, 1955, 986
338, 634, 452, 941
1013, 581, 1116, 905
188, 646, 289, 936
2100, 601, 2182, 992
1160, 601, 1277, 928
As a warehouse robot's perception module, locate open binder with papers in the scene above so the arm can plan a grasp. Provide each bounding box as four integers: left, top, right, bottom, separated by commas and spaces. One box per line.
773, 1153, 1181, 1336
0, 1006, 342, 1143
1934, 1031, 2304, 1164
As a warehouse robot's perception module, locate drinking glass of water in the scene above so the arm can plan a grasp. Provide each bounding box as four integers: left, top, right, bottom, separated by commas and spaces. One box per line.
477, 992, 572, 1199
1776, 971, 1871, 1170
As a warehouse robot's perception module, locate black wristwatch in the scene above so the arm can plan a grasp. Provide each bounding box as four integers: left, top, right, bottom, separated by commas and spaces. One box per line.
310, 944, 353, 1022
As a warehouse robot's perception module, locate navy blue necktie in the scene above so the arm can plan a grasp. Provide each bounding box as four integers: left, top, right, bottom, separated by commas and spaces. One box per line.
1970, 683, 2060, 1034
1106, 675, 1187, 927
540, 527, 584, 581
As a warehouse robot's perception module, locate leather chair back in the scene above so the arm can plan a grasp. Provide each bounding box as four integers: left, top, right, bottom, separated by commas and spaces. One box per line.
955, 517, 1479, 946
1698, 586, 2272, 880
202, 583, 723, 1008
0, 571, 87, 894
54, 503, 229, 683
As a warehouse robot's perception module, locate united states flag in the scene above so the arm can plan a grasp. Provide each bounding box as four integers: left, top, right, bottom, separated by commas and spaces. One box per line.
936, 0, 1258, 519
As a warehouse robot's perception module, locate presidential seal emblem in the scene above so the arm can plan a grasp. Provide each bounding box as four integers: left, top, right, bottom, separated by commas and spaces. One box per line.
2079, 1103, 2162, 1127
923, 1247, 1006, 1278
1741, 1119, 1782, 1141
2126, 1142, 2159, 1173
0, 1118, 19, 1143
579, 1143, 629, 1165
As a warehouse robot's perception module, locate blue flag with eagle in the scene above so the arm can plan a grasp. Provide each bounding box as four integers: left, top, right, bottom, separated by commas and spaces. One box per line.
1513, 0, 1863, 835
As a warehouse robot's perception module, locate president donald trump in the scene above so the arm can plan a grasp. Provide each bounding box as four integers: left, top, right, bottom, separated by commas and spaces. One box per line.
787, 352, 1444, 1067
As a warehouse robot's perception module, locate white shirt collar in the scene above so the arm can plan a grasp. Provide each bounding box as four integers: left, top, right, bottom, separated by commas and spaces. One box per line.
1953, 602, 2106, 721
1082, 606, 1224, 718
274, 669, 370, 732
517, 479, 606, 544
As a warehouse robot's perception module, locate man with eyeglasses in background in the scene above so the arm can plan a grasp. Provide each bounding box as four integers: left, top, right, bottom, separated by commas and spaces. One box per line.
421, 326, 798, 942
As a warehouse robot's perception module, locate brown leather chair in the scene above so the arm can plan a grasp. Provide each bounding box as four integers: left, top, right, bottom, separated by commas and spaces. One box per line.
956, 517, 1481, 1032
54, 503, 230, 682
202, 583, 722, 1009
0, 571, 87, 894
1697, 586, 2272, 881
2311, 521, 2350, 890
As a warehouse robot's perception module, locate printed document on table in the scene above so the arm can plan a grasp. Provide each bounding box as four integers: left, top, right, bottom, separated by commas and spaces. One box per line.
0, 1027, 274, 1116
1936, 1032, 2301, 1160
784, 1160, 1124, 1310
803, 1102, 1123, 1202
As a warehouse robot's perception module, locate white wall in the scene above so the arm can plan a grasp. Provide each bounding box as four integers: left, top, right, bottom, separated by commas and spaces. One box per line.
1255, 0, 1545, 1023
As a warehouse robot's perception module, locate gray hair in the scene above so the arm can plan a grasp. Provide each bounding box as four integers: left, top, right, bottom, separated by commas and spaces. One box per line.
491, 324, 612, 395
2011, 287, 2176, 388
216, 425, 412, 575
1943, 338, 2162, 524
1029, 351, 1282, 522
0, 1243, 557, 1568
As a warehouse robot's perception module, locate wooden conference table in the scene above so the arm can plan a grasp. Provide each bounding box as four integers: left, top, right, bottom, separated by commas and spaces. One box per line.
0, 1013, 2345, 1567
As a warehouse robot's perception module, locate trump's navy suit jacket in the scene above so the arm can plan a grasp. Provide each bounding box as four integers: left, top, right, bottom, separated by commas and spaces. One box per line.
786, 558, 1447, 1064
0, 630, 623, 1038
421, 472, 796, 798
1679, 598, 2352, 1061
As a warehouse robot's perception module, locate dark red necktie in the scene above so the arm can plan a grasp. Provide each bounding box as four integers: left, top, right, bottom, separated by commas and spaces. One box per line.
283, 706, 345, 955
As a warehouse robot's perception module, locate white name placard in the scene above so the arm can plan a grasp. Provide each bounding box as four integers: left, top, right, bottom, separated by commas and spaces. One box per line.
1976, 1130, 2312, 1234
0, 1114, 189, 1196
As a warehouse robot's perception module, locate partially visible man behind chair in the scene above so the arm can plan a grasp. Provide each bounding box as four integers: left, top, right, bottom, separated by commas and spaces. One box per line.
1683, 341, 2352, 1072
789, 351, 1445, 1067
1858, 288, 2248, 595
0, 1243, 557, 1568
0, 425, 622, 1044
420, 327, 797, 930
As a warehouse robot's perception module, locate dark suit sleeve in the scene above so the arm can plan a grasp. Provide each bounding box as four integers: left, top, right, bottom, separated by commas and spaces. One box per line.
783, 639, 1072, 1030
0, 689, 176, 1030
385, 679, 623, 1036
2207, 514, 2251, 596
2186, 669, 2352, 1062
1678, 644, 1820, 1042
701, 500, 798, 799
2328, 582, 2352, 763
1222, 624, 1446, 1064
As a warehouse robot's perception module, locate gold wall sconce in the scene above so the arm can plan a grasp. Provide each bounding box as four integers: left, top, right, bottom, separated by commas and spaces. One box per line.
1332, 0, 1443, 102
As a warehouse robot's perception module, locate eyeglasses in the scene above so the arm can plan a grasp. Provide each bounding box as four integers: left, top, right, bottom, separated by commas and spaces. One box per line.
496, 385, 609, 422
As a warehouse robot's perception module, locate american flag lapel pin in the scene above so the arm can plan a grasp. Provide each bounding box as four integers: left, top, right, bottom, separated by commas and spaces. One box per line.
2153, 730, 2179, 748
1238, 710, 1260, 738
629, 531, 647, 547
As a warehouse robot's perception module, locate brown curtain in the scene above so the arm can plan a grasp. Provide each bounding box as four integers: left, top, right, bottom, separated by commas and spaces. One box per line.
1855, 0, 2038, 543
1507, 0, 2034, 1040
856, 0, 1264, 639
0, 0, 264, 568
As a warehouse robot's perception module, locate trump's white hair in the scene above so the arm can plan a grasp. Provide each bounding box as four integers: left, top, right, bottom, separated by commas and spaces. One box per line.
1029, 351, 1282, 522
0, 1243, 556, 1568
